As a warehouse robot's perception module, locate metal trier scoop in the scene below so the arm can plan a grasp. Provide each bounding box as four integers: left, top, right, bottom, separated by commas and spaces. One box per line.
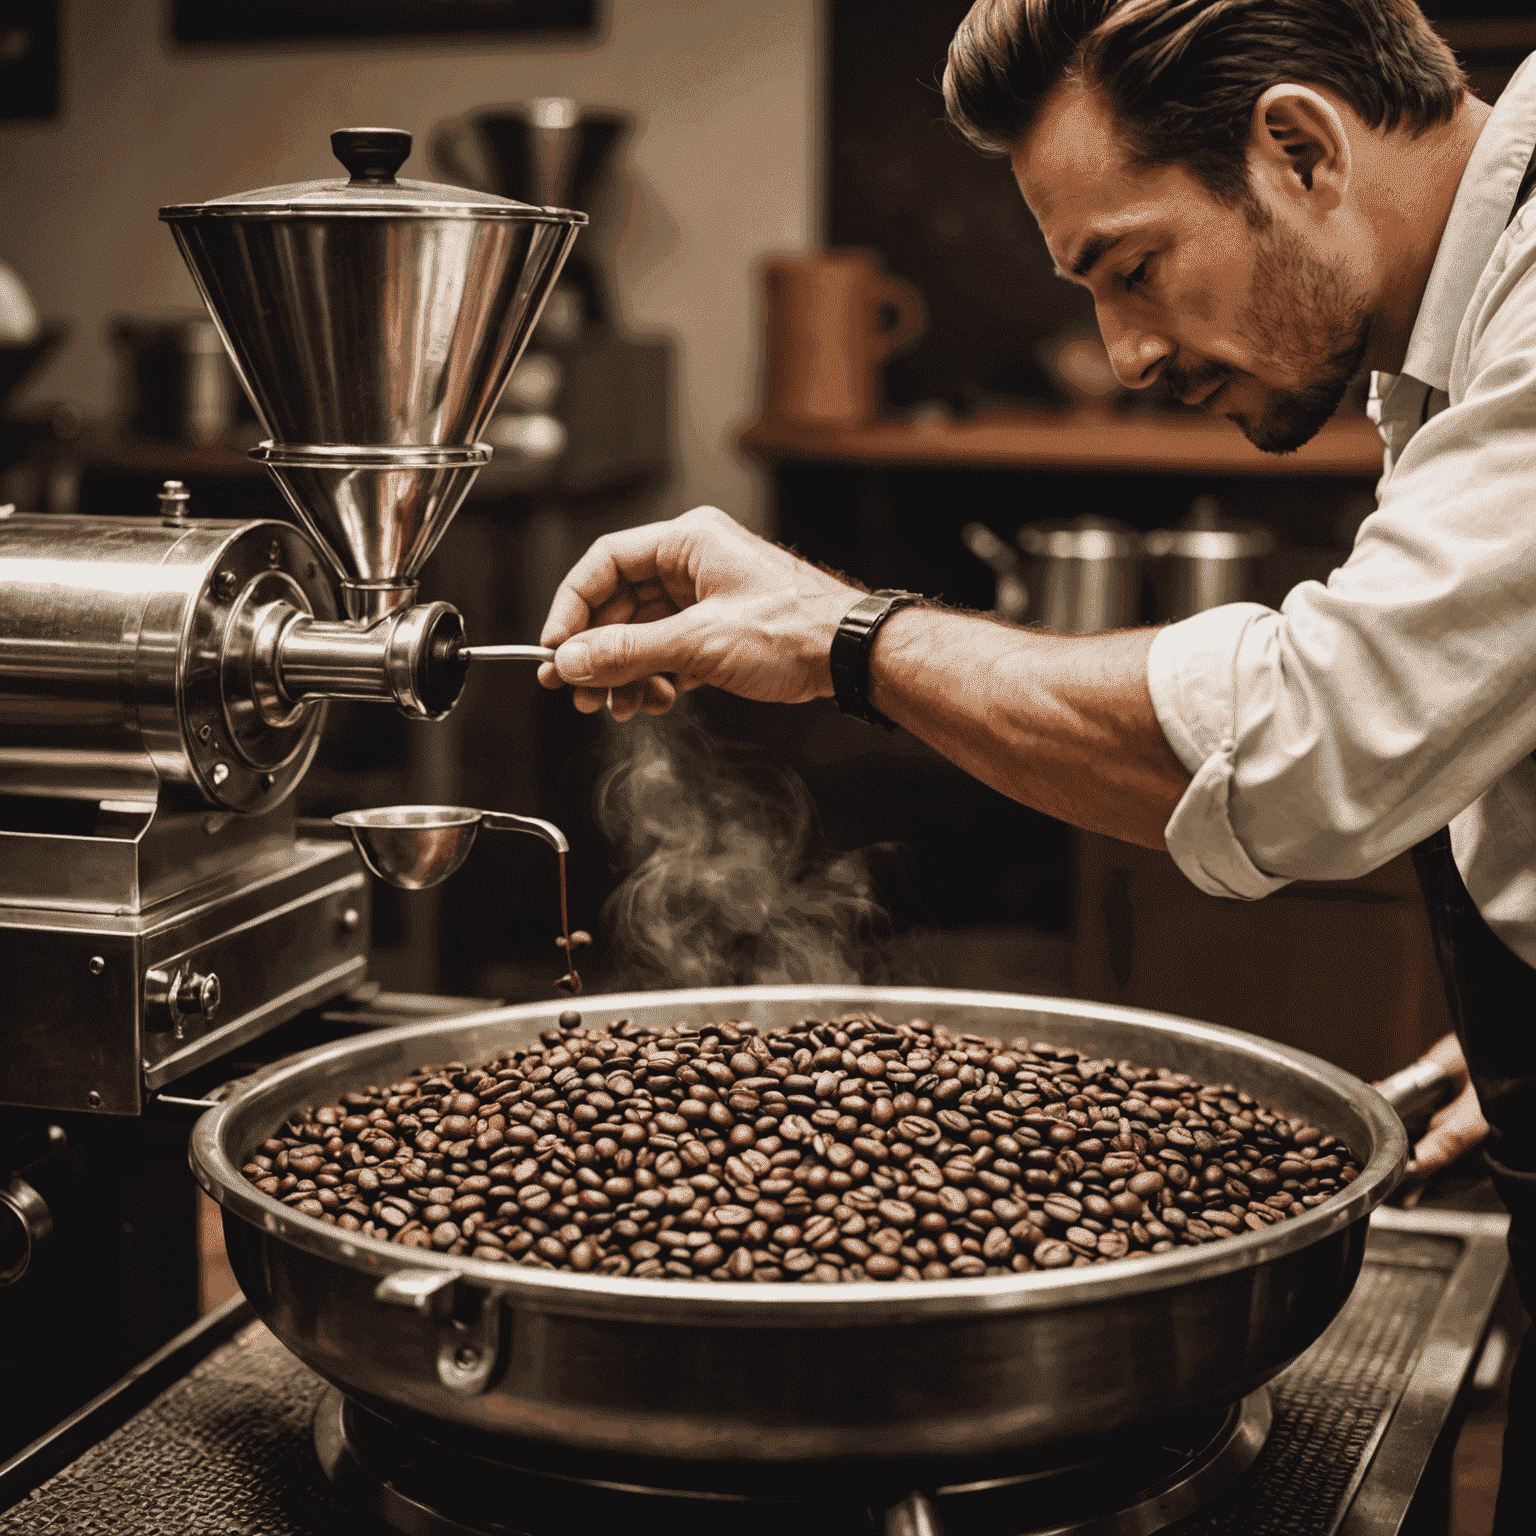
333, 805, 567, 890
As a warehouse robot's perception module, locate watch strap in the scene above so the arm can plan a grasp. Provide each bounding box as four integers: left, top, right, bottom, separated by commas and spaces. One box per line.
830, 589, 921, 729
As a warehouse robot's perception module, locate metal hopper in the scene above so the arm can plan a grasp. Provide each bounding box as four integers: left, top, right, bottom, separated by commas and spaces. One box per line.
162, 127, 586, 620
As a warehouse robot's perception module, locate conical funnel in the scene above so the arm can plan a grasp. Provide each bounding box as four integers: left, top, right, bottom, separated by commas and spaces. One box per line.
252, 443, 487, 619
161, 128, 585, 616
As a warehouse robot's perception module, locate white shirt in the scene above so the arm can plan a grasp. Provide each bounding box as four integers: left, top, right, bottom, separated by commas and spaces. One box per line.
1147, 54, 1536, 967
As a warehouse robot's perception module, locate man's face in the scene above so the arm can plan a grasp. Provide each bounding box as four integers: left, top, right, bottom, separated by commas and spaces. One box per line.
1012, 84, 1370, 453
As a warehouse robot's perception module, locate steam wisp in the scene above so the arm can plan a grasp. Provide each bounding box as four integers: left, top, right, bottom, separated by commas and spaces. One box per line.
596, 711, 896, 988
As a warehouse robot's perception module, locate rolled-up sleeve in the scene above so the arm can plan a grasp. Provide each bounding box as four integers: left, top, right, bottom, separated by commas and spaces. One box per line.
1148, 608, 1295, 899
1148, 206, 1536, 899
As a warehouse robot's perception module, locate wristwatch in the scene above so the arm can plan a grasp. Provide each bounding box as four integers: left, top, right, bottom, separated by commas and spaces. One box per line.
830, 589, 922, 729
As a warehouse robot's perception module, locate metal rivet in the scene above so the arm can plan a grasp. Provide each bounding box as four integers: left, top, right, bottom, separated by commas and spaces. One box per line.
340, 908, 361, 932
88, 954, 105, 976
262, 773, 276, 789
87, 1091, 103, 1109
267, 539, 283, 567
214, 569, 238, 600
198, 723, 212, 743
211, 762, 230, 786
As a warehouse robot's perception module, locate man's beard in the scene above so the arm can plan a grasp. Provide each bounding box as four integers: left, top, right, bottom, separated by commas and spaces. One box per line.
1165, 216, 1371, 454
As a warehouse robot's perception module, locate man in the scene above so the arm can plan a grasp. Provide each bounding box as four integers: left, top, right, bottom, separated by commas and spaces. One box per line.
539, 2, 1535, 1520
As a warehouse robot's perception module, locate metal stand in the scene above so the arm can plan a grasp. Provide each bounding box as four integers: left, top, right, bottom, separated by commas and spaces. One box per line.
312, 1387, 1270, 1536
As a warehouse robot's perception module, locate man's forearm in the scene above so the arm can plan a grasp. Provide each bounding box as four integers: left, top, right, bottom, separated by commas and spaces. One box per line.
868, 608, 1191, 851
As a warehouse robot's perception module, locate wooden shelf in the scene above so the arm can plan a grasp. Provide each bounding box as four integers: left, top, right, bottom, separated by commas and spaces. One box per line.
739, 408, 1385, 478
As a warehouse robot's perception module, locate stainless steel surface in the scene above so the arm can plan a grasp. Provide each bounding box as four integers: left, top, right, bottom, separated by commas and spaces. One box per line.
1373, 1057, 1455, 1119
157, 127, 582, 668
0, 797, 298, 915
275, 601, 467, 720
191, 986, 1405, 1470
250, 443, 489, 621
457, 645, 556, 662
885, 1491, 945, 1536
1, 837, 368, 1113
1015, 518, 1142, 633
333, 805, 568, 890
160, 132, 582, 449
161, 129, 581, 621
1143, 520, 1275, 621
0, 1176, 52, 1286
0, 512, 333, 810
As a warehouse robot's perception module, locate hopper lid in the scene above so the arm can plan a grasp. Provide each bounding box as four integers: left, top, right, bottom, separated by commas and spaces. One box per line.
160, 127, 589, 223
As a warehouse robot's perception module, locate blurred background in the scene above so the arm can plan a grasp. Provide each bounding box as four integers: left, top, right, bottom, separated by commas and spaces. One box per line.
0, 0, 1531, 1086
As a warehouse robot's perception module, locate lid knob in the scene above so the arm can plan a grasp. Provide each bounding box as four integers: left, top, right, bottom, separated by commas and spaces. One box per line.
330, 127, 412, 185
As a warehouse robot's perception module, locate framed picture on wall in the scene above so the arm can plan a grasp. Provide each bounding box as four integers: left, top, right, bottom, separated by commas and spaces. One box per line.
0, 0, 59, 119
172, 1, 599, 44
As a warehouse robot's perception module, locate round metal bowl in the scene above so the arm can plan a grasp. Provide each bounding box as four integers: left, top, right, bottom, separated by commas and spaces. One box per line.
191, 986, 1405, 1485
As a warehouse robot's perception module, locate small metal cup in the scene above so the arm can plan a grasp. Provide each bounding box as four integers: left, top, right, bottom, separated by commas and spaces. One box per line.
333, 805, 567, 891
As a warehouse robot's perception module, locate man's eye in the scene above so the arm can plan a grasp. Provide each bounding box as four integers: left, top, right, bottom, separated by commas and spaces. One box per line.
1125, 258, 1151, 292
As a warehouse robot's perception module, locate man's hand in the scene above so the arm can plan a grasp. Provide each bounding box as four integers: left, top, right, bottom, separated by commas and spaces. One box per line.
1399, 1032, 1490, 1180
540, 507, 1190, 849
538, 506, 858, 722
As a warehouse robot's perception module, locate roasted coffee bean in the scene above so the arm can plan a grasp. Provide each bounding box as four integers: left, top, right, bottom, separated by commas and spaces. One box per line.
241, 1011, 1359, 1284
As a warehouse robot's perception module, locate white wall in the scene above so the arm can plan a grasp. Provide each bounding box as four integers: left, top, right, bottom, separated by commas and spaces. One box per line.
0, 0, 822, 529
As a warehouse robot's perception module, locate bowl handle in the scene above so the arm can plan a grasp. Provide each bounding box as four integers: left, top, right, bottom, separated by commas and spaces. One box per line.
376, 1268, 503, 1397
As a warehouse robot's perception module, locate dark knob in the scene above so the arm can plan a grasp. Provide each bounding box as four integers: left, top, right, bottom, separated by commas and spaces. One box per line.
177, 970, 221, 1022
331, 127, 412, 185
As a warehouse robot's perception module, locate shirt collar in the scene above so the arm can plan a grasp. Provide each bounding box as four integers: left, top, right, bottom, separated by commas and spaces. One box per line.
1401, 52, 1536, 393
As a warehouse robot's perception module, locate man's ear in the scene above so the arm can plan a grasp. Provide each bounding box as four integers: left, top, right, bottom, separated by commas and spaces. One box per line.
1248, 84, 1351, 212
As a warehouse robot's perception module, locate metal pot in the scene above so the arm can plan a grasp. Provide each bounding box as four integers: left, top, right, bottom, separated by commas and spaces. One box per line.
1144, 519, 1275, 622
1015, 517, 1142, 632
191, 986, 1403, 1484
111, 312, 242, 446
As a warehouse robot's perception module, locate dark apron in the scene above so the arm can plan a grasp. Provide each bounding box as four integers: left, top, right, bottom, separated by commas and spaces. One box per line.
1411, 830, 1536, 1532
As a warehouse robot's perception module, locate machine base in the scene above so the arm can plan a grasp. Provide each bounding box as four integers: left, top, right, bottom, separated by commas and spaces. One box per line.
312, 1386, 1271, 1536
0, 836, 369, 1113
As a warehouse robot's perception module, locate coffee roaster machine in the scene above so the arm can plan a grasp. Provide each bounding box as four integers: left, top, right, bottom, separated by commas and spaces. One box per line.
0, 128, 585, 1455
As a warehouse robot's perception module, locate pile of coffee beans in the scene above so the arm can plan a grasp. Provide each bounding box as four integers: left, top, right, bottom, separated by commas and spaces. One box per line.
240, 1011, 1361, 1283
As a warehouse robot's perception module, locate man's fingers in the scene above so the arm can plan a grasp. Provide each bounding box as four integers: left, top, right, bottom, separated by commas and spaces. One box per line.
540, 516, 722, 647
1405, 1080, 1489, 1179
640, 676, 679, 714
553, 609, 708, 689
609, 681, 647, 722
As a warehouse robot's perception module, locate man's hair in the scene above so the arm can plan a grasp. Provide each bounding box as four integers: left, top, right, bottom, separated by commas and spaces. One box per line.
943, 0, 1466, 201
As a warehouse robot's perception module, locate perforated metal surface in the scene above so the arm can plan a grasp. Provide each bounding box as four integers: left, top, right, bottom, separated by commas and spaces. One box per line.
0, 1322, 359, 1536
0, 1224, 1482, 1536
1165, 1233, 1457, 1536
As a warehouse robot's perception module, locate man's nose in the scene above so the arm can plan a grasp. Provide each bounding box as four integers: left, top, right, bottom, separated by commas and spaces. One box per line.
1099, 309, 1172, 389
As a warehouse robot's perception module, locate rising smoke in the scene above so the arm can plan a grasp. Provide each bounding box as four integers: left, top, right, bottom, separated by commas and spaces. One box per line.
594, 708, 914, 989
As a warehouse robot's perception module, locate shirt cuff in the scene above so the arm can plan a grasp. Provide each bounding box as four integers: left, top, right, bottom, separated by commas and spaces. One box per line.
1147, 605, 1294, 902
